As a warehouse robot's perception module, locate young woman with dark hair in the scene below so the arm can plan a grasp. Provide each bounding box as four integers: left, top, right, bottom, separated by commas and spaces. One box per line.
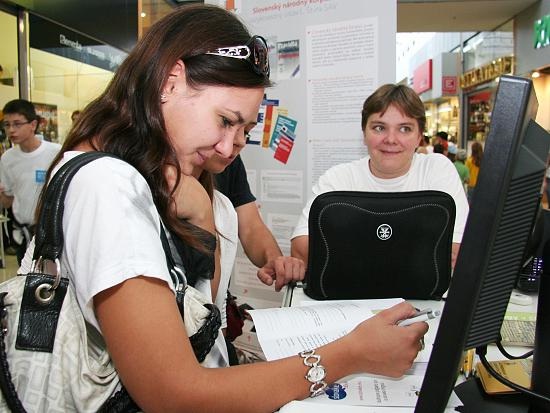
20, 5, 426, 412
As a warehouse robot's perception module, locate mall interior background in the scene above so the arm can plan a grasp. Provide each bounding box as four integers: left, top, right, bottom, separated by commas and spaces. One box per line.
0, 0, 548, 312
1, 0, 548, 149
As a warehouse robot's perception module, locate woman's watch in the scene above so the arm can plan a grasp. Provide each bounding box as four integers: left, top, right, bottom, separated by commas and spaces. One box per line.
299, 349, 328, 397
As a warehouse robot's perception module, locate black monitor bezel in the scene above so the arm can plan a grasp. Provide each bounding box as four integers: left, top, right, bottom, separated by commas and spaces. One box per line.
415, 75, 550, 412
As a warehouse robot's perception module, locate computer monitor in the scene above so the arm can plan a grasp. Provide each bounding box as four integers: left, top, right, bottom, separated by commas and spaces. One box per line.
415, 75, 550, 412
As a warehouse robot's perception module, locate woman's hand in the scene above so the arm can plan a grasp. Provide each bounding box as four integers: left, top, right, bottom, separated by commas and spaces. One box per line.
164, 165, 215, 233
345, 301, 428, 378
257, 256, 305, 292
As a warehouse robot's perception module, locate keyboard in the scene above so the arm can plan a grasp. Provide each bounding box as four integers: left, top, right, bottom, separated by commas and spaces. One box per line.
500, 318, 536, 347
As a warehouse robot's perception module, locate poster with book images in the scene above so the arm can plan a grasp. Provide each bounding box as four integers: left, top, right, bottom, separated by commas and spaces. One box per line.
33, 102, 58, 142
229, 0, 395, 311
269, 114, 297, 150
277, 39, 300, 80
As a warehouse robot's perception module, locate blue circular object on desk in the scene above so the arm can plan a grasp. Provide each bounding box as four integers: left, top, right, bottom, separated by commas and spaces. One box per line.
325, 383, 347, 400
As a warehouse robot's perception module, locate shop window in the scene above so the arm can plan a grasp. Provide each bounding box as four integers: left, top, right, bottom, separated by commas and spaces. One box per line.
467, 90, 493, 142
28, 14, 126, 143
424, 97, 460, 142
532, 70, 550, 131
29, 48, 114, 143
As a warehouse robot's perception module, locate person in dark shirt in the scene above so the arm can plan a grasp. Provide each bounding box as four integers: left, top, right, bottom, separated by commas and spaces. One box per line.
215, 155, 255, 208
204, 145, 304, 366
214, 153, 305, 291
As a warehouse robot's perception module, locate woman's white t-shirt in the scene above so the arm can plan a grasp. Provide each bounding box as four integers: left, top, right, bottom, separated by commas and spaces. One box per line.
21, 151, 172, 332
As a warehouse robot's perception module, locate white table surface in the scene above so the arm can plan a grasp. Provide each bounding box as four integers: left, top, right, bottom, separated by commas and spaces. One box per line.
277, 285, 538, 412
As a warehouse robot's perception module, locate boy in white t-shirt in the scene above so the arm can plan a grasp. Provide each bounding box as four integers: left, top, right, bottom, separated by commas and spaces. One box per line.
0, 99, 61, 263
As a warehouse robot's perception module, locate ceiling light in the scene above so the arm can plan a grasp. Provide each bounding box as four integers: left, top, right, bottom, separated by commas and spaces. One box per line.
141, 12, 147, 18
532, 71, 540, 78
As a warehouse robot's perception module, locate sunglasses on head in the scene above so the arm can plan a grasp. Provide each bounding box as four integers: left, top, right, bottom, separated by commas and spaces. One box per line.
205, 35, 270, 78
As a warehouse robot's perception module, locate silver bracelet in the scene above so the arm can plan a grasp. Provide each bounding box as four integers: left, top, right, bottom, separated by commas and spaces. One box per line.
298, 349, 327, 397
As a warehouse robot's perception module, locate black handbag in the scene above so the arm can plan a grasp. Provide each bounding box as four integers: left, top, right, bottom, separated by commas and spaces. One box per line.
303, 190, 456, 300
0, 152, 221, 412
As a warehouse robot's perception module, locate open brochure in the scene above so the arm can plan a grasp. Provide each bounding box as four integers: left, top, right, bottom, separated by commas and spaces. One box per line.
249, 298, 462, 411
248, 298, 402, 361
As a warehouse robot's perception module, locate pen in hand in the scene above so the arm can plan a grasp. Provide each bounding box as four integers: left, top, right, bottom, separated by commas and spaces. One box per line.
397, 309, 441, 327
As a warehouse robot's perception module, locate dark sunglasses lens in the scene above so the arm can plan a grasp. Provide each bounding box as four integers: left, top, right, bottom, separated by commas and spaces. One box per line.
251, 36, 269, 77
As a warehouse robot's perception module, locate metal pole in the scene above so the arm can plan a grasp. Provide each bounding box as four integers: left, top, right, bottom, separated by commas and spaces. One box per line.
16, 9, 30, 100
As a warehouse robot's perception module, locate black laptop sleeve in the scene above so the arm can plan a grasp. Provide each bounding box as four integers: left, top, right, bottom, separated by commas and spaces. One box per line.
303, 190, 456, 300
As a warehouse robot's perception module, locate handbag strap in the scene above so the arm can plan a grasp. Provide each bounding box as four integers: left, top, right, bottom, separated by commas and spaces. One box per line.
32, 151, 185, 287
0, 293, 26, 413
0, 152, 183, 412
33, 152, 119, 262
159, 222, 187, 290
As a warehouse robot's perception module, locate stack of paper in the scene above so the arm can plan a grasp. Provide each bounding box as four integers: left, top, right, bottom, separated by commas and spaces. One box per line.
277, 375, 462, 412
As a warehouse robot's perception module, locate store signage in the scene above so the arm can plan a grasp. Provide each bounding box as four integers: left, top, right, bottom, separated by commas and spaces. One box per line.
442, 76, 457, 94
29, 14, 127, 72
12, 0, 137, 52
459, 56, 514, 89
413, 60, 433, 94
534, 14, 550, 49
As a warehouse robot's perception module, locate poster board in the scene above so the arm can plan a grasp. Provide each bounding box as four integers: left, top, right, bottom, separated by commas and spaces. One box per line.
222, 0, 397, 309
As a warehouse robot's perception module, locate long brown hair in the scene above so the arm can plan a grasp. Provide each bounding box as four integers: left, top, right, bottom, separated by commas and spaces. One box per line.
37, 4, 270, 249
471, 141, 483, 167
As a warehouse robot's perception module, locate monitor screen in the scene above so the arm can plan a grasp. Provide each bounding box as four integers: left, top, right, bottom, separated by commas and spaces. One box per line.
415, 75, 550, 412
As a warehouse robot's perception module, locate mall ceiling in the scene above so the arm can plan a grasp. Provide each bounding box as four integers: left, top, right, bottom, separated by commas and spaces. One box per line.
140, 0, 539, 34
397, 0, 539, 32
